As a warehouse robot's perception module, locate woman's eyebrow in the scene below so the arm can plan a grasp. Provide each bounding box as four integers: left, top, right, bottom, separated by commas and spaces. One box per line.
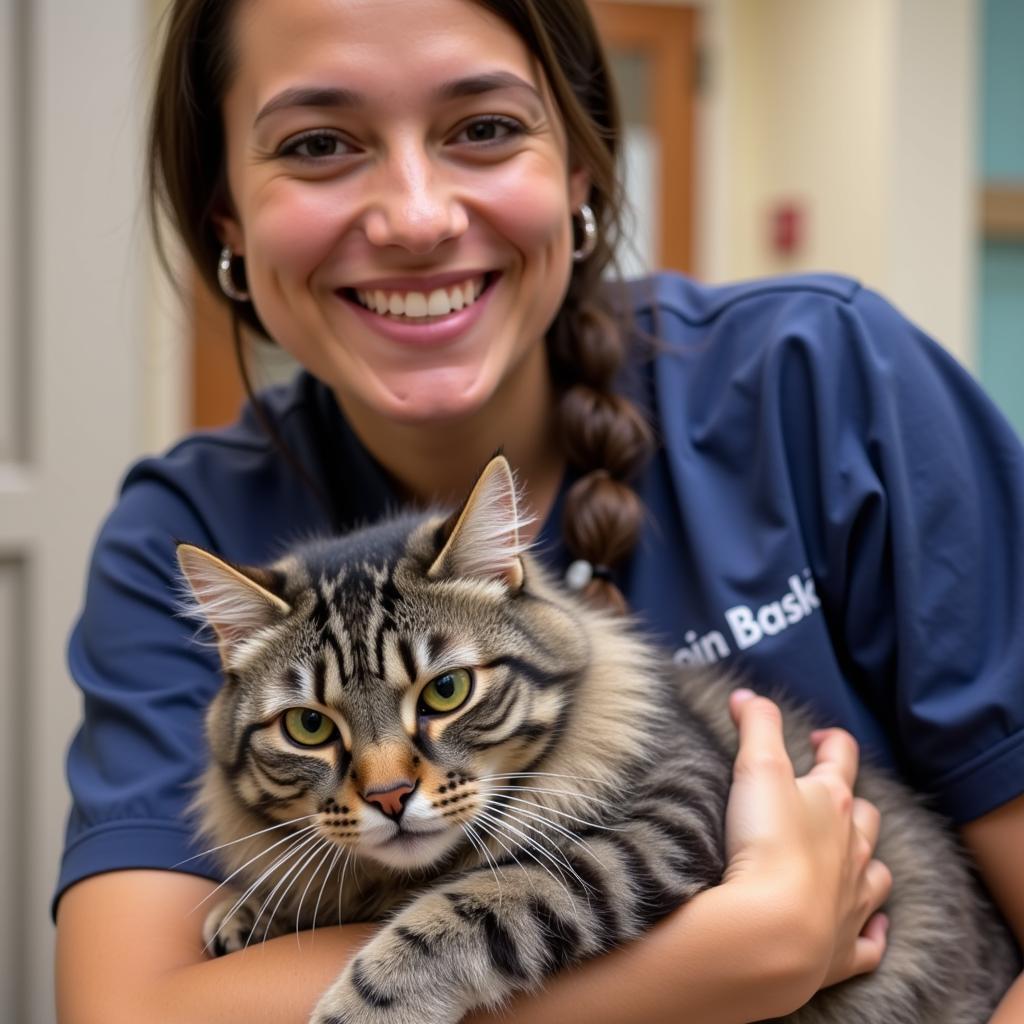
437, 71, 541, 102
253, 72, 541, 127
254, 86, 361, 126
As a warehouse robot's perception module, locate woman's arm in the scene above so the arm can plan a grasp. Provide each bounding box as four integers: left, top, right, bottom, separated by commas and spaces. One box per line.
961, 794, 1024, 1022
53, 870, 805, 1024
56, 871, 377, 1024
56, 695, 888, 1024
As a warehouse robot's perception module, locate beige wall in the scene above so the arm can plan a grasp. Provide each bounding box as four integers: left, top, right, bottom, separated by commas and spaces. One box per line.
885, 0, 976, 366
146, 0, 191, 453
722, 0, 891, 281
3, 1, 152, 1021
700, 0, 978, 364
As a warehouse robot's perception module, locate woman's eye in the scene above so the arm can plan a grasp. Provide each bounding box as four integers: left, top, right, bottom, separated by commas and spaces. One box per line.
283, 707, 337, 746
419, 668, 473, 715
451, 117, 522, 146
279, 132, 352, 160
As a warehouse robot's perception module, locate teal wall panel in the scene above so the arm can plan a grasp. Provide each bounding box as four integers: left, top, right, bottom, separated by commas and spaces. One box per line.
979, 242, 1024, 437
981, 0, 1024, 178
978, 0, 1024, 435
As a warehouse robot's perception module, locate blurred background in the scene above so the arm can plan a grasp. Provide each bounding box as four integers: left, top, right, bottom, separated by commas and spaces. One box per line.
1, 0, 1022, 1019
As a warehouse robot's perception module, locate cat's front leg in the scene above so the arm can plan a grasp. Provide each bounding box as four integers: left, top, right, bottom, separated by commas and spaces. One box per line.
309, 864, 602, 1024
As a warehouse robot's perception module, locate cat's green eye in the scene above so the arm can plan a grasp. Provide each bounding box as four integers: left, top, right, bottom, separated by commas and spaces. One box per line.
419, 669, 473, 715
282, 707, 337, 746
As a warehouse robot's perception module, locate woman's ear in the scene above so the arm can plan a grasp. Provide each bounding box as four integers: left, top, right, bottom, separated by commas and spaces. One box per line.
569, 166, 592, 213
213, 211, 245, 256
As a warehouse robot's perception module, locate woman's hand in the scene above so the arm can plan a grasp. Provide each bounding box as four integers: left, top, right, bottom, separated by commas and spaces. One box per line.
722, 690, 892, 997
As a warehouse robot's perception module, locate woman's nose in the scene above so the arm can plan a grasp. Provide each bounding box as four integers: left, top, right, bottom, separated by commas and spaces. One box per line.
362, 147, 468, 253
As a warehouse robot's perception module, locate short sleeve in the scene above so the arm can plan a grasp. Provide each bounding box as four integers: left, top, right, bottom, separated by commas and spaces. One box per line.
54, 473, 224, 915
781, 287, 1024, 822
52, 373, 392, 917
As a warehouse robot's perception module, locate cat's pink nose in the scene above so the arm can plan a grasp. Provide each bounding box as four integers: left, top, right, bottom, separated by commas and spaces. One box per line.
362, 780, 415, 820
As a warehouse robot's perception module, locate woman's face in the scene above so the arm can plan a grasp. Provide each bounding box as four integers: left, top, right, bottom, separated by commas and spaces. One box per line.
219, 0, 588, 426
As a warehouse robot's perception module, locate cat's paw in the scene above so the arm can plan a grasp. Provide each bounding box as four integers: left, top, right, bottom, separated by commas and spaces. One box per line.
309, 957, 456, 1024
202, 894, 262, 957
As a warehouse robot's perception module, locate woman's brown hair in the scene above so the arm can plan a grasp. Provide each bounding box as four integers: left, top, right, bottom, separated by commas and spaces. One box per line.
148, 0, 653, 612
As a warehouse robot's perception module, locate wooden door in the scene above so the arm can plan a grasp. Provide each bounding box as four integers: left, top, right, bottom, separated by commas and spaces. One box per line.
591, 2, 698, 276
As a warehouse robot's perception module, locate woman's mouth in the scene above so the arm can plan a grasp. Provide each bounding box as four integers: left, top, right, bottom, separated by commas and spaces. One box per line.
348, 274, 488, 321
337, 272, 498, 346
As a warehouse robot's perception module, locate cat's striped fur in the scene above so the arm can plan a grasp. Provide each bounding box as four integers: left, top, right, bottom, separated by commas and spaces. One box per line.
179, 457, 1018, 1024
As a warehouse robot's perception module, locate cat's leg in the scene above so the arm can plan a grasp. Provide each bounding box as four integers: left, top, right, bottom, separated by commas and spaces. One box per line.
309, 807, 725, 1024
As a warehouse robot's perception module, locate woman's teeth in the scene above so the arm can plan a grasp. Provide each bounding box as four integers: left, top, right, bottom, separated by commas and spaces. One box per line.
354, 276, 486, 318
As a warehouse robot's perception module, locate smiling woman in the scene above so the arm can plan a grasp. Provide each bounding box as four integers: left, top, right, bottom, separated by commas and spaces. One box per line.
217, 0, 585, 438
53, 0, 1024, 1022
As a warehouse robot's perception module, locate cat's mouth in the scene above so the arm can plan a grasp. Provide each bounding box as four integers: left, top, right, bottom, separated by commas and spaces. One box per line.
383, 827, 444, 844
377, 822, 448, 849
363, 823, 458, 870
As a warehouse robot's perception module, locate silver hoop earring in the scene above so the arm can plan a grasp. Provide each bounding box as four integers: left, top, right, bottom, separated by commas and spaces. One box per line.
217, 246, 250, 302
572, 203, 598, 262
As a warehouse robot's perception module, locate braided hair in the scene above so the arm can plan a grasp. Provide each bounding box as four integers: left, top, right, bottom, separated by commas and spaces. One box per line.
479, 0, 654, 611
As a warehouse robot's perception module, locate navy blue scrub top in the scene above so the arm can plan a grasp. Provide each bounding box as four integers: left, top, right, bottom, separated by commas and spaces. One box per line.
55, 272, 1024, 913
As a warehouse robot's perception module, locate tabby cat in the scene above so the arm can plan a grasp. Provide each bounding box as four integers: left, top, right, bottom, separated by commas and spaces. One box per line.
178, 456, 1018, 1024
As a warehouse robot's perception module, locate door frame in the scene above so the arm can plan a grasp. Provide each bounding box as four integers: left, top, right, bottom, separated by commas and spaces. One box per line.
591, 1, 697, 274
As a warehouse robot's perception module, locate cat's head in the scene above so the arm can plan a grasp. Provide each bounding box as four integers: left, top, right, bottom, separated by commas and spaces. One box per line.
178, 456, 598, 872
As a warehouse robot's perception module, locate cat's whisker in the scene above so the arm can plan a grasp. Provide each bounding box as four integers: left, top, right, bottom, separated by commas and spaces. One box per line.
256, 839, 327, 950
203, 827, 320, 954
310, 842, 346, 939
486, 794, 606, 866
485, 790, 610, 864
175, 812, 318, 868
348, 843, 366, 894
474, 806, 573, 871
294, 838, 340, 944
467, 813, 520, 865
485, 800, 604, 875
473, 813, 580, 910
483, 808, 599, 912
477, 771, 608, 786
485, 787, 624, 828
336, 846, 355, 926
485, 782, 610, 806
244, 829, 325, 950
462, 823, 505, 894
460, 821, 485, 860
469, 817, 542, 900
215, 834, 319, 954
190, 822, 322, 916
207, 829, 318, 953
482, 804, 600, 900
474, 807, 589, 905
262, 836, 333, 946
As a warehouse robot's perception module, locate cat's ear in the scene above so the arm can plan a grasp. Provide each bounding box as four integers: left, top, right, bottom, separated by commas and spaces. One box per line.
428, 455, 529, 590
176, 543, 291, 651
